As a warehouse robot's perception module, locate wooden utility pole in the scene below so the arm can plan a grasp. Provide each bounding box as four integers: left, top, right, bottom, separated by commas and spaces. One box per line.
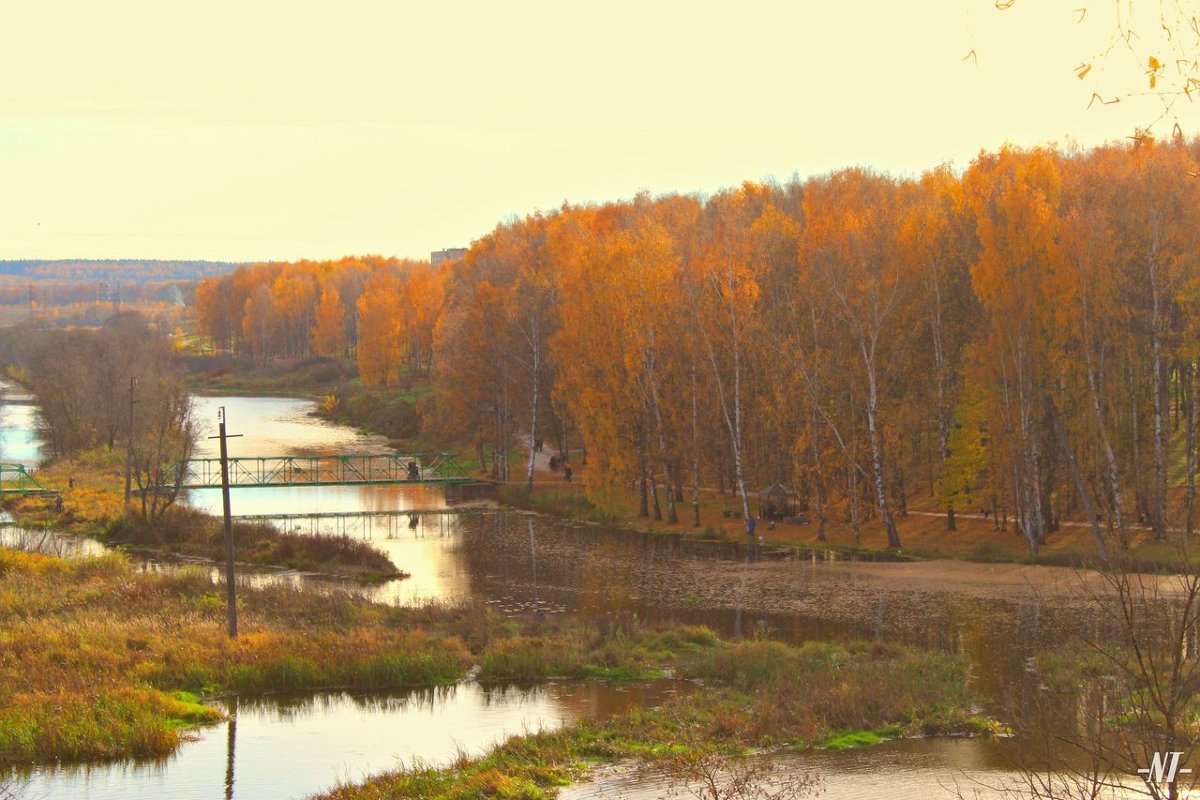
214, 406, 241, 639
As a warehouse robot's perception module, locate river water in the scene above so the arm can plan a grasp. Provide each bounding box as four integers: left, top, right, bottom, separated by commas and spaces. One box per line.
0, 392, 1155, 799
11, 682, 690, 800
0, 381, 45, 467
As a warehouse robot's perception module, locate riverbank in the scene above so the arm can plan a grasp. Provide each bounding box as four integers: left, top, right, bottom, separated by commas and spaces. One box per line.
3, 448, 402, 580
497, 482, 1198, 572
173, 354, 1200, 573
179, 359, 1028, 572
182, 354, 434, 443
0, 543, 999, 775
180, 354, 355, 398
0, 547, 471, 764
315, 636, 997, 800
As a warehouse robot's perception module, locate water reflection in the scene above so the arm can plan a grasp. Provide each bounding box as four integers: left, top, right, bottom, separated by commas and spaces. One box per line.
0, 524, 106, 559
561, 738, 1163, 800
7, 680, 691, 800
223, 696, 236, 800
184, 482, 451, 518
0, 379, 44, 466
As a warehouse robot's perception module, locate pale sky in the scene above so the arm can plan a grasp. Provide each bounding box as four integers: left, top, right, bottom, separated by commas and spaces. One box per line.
0, 1, 1190, 262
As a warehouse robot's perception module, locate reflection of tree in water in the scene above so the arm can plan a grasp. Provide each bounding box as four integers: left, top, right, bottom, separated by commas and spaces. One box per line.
576, 538, 641, 629
453, 511, 1101, 653
231, 685, 462, 719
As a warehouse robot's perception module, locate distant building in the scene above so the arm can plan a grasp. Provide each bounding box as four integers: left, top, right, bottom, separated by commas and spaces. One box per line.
431, 248, 468, 266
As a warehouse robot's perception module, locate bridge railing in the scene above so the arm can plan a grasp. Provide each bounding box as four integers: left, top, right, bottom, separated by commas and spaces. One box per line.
177, 453, 473, 489
0, 463, 57, 496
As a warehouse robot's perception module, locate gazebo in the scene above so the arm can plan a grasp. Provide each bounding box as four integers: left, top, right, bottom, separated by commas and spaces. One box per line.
759, 482, 798, 520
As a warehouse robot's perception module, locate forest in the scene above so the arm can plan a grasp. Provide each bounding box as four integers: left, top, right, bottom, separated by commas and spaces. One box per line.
193, 140, 1200, 558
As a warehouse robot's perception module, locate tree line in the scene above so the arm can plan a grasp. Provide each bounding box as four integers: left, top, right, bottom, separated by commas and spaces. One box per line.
0, 313, 193, 521
194, 140, 1200, 557
194, 255, 441, 381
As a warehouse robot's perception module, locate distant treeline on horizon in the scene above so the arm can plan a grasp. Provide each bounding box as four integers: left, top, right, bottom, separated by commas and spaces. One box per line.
0, 260, 242, 283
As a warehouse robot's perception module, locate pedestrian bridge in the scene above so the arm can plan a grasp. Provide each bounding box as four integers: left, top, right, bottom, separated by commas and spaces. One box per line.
178, 453, 473, 489
0, 463, 60, 497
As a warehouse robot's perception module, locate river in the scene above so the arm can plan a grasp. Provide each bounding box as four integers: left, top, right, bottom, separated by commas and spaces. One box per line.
0, 391, 1154, 799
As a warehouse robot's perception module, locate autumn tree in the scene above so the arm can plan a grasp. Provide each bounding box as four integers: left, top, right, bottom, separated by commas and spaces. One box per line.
311, 283, 349, 358
964, 146, 1067, 557
800, 169, 911, 548
1111, 141, 1199, 539
898, 165, 978, 529
356, 268, 403, 388
690, 187, 766, 534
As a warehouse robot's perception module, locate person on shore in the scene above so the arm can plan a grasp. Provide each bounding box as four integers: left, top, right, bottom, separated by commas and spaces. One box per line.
563, 464, 573, 483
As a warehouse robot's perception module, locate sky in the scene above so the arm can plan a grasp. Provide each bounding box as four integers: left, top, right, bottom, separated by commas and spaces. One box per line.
1, 0, 1193, 262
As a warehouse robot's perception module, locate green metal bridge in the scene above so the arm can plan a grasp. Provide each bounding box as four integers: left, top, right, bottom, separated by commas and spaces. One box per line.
177, 453, 473, 490
0, 463, 60, 497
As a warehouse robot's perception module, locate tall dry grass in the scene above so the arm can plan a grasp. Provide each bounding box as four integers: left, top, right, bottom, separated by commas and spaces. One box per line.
0, 549, 471, 765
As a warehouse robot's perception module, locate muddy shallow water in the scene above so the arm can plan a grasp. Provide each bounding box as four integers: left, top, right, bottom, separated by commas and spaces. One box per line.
560, 737, 1170, 800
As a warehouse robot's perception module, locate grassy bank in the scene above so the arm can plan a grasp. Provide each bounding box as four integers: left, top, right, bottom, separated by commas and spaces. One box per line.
317, 636, 995, 800
0, 540, 1000, 773
495, 485, 618, 526
180, 354, 354, 397
497, 474, 1200, 572
104, 508, 403, 580
322, 383, 430, 441
5, 448, 401, 580
0, 548, 474, 764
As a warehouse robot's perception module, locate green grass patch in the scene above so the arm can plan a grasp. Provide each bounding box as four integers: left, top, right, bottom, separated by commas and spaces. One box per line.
811, 724, 904, 750
496, 486, 616, 524
582, 665, 666, 681
0, 687, 222, 764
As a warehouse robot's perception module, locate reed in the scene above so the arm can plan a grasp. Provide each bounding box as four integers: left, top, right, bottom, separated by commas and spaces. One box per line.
0, 549, 471, 765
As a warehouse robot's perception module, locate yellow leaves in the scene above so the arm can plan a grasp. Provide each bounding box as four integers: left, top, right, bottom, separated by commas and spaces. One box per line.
1075, 63, 1092, 80
964, 147, 1065, 322
311, 286, 348, 358
356, 271, 404, 388
1148, 55, 1163, 89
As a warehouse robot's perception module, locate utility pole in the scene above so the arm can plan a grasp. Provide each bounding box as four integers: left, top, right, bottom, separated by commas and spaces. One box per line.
213, 406, 242, 639
123, 377, 137, 506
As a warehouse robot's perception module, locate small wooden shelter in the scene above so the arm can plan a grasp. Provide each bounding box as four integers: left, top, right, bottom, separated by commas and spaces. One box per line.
759, 482, 798, 520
